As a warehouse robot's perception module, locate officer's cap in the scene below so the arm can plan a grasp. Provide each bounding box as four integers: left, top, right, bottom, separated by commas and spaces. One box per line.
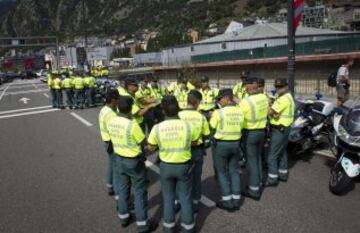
217, 88, 233, 100
152, 76, 159, 82
201, 76, 209, 83
125, 77, 138, 86
244, 77, 258, 85
106, 89, 120, 100
274, 78, 288, 88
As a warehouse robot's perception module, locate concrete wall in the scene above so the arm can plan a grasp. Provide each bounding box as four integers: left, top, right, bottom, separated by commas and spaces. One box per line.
156, 60, 360, 97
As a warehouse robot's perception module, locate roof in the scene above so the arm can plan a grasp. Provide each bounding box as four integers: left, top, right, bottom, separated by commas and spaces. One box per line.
196, 22, 346, 44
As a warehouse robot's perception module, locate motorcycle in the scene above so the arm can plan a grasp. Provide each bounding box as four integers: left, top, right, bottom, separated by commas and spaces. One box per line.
94, 78, 119, 104
329, 100, 360, 195
288, 99, 335, 155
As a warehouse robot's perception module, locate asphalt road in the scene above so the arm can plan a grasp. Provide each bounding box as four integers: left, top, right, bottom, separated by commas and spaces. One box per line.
0, 79, 359, 233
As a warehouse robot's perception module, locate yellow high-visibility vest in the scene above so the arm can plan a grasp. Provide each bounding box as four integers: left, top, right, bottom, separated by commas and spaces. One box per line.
98, 106, 117, 141
270, 92, 295, 127
210, 105, 244, 140
239, 93, 269, 129
199, 87, 219, 111
178, 109, 210, 145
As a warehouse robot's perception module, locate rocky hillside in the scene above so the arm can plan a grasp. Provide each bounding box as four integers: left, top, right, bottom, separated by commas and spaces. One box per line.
0, 0, 250, 39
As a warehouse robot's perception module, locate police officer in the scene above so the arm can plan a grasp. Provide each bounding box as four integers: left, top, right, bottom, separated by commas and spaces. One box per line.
199, 76, 219, 120
62, 72, 74, 109
174, 77, 190, 110
265, 78, 295, 186
122, 77, 156, 132
98, 89, 120, 196
73, 71, 85, 109
232, 71, 249, 104
179, 90, 210, 213
239, 77, 269, 200
53, 72, 64, 109
150, 76, 166, 124
117, 78, 127, 96
101, 66, 109, 78
148, 96, 197, 233
108, 96, 158, 233
84, 73, 96, 107
47, 71, 56, 108
135, 77, 156, 131
210, 89, 244, 212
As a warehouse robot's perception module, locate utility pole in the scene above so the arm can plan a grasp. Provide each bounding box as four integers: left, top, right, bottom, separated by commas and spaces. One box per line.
287, 0, 295, 95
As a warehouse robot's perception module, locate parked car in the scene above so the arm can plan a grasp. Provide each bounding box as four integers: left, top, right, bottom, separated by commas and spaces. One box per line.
36, 69, 48, 78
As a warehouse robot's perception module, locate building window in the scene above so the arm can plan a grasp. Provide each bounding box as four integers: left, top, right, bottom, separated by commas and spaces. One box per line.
221, 43, 227, 49
190, 46, 195, 52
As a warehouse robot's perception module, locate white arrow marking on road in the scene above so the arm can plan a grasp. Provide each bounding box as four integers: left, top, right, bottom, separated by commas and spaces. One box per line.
19, 97, 31, 104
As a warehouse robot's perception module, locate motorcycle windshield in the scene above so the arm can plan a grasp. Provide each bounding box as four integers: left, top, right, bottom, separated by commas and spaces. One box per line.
344, 98, 360, 136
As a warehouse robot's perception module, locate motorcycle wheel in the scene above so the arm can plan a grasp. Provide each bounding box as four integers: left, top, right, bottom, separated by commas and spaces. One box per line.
329, 162, 352, 195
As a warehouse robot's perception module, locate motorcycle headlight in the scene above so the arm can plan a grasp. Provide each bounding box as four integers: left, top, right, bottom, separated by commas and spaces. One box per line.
338, 124, 360, 147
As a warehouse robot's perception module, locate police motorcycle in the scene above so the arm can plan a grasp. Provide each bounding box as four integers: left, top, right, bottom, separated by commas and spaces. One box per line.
329, 99, 360, 195
287, 97, 335, 155
94, 78, 119, 104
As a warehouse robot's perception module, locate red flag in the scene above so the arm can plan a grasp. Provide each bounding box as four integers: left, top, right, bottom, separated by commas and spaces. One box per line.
294, 0, 304, 32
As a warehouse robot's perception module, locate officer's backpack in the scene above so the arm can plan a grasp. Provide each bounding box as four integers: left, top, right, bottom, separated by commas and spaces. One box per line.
327, 71, 337, 87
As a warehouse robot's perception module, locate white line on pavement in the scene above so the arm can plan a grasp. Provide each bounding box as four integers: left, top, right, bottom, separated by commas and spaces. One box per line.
70, 112, 93, 127
43, 93, 50, 98
145, 160, 216, 208
32, 84, 38, 89
0, 109, 59, 119
0, 105, 52, 115
0, 85, 10, 102
4, 89, 48, 96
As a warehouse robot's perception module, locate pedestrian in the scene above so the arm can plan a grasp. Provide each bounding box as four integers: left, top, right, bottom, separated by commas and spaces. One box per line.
232, 71, 249, 104
174, 77, 190, 110
149, 76, 166, 124
98, 89, 120, 196
84, 73, 96, 107
265, 78, 295, 186
117, 78, 127, 96
73, 72, 85, 109
210, 89, 244, 212
62, 72, 74, 109
179, 90, 211, 213
47, 71, 56, 108
239, 77, 269, 200
53, 72, 64, 109
135, 77, 157, 131
147, 95, 197, 233
108, 95, 158, 233
336, 58, 354, 107
199, 76, 219, 120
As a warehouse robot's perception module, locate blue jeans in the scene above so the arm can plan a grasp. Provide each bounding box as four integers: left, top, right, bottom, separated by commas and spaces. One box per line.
160, 162, 194, 233
64, 89, 74, 108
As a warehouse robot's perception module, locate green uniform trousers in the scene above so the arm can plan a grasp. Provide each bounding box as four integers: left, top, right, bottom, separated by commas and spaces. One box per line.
267, 127, 291, 183
191, 146, 204, 212
242, 129, 266, 196
213, 141, 241, 208
160, 162, 194, 233
114, 155, 152, 233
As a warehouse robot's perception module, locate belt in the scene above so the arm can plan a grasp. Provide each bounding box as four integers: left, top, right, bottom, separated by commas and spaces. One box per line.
243, 128, 265, 132
215, 139, 240, 143
115, 153, 141, 159
160, 160, 190, 165
270, 124, 289, 130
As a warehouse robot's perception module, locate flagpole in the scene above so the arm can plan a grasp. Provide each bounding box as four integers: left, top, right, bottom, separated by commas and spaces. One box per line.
287, 0, 295, 95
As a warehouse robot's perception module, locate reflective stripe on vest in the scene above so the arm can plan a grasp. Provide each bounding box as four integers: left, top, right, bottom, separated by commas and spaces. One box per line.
156, 122, 191, 153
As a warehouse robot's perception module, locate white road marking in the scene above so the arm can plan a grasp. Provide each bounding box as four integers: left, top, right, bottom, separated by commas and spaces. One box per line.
4, 89, 48, 96
6, 84, 46, 90
314, 150, 336, 159
43, 93, 50, 98
0, 109, 59, 119
0, 105, 52, 115
32, 84, 38, 89
145, 160, 216, 207
0, 85, 10, 102
19, 97, 31, 104
70, 112, 93, 127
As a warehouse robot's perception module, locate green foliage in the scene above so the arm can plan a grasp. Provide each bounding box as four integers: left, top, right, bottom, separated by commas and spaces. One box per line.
111, 47, 130, 59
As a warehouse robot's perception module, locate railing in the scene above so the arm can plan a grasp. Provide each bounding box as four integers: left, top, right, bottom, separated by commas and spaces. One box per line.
191, 36, 360, 64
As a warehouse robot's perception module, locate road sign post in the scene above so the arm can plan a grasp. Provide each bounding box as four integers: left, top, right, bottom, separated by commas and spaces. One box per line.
288, 0, 295, 95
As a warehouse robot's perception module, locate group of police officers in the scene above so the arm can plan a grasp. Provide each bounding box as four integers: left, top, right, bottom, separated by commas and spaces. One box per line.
47, 70, 97, 109
98, 72, 295, 233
